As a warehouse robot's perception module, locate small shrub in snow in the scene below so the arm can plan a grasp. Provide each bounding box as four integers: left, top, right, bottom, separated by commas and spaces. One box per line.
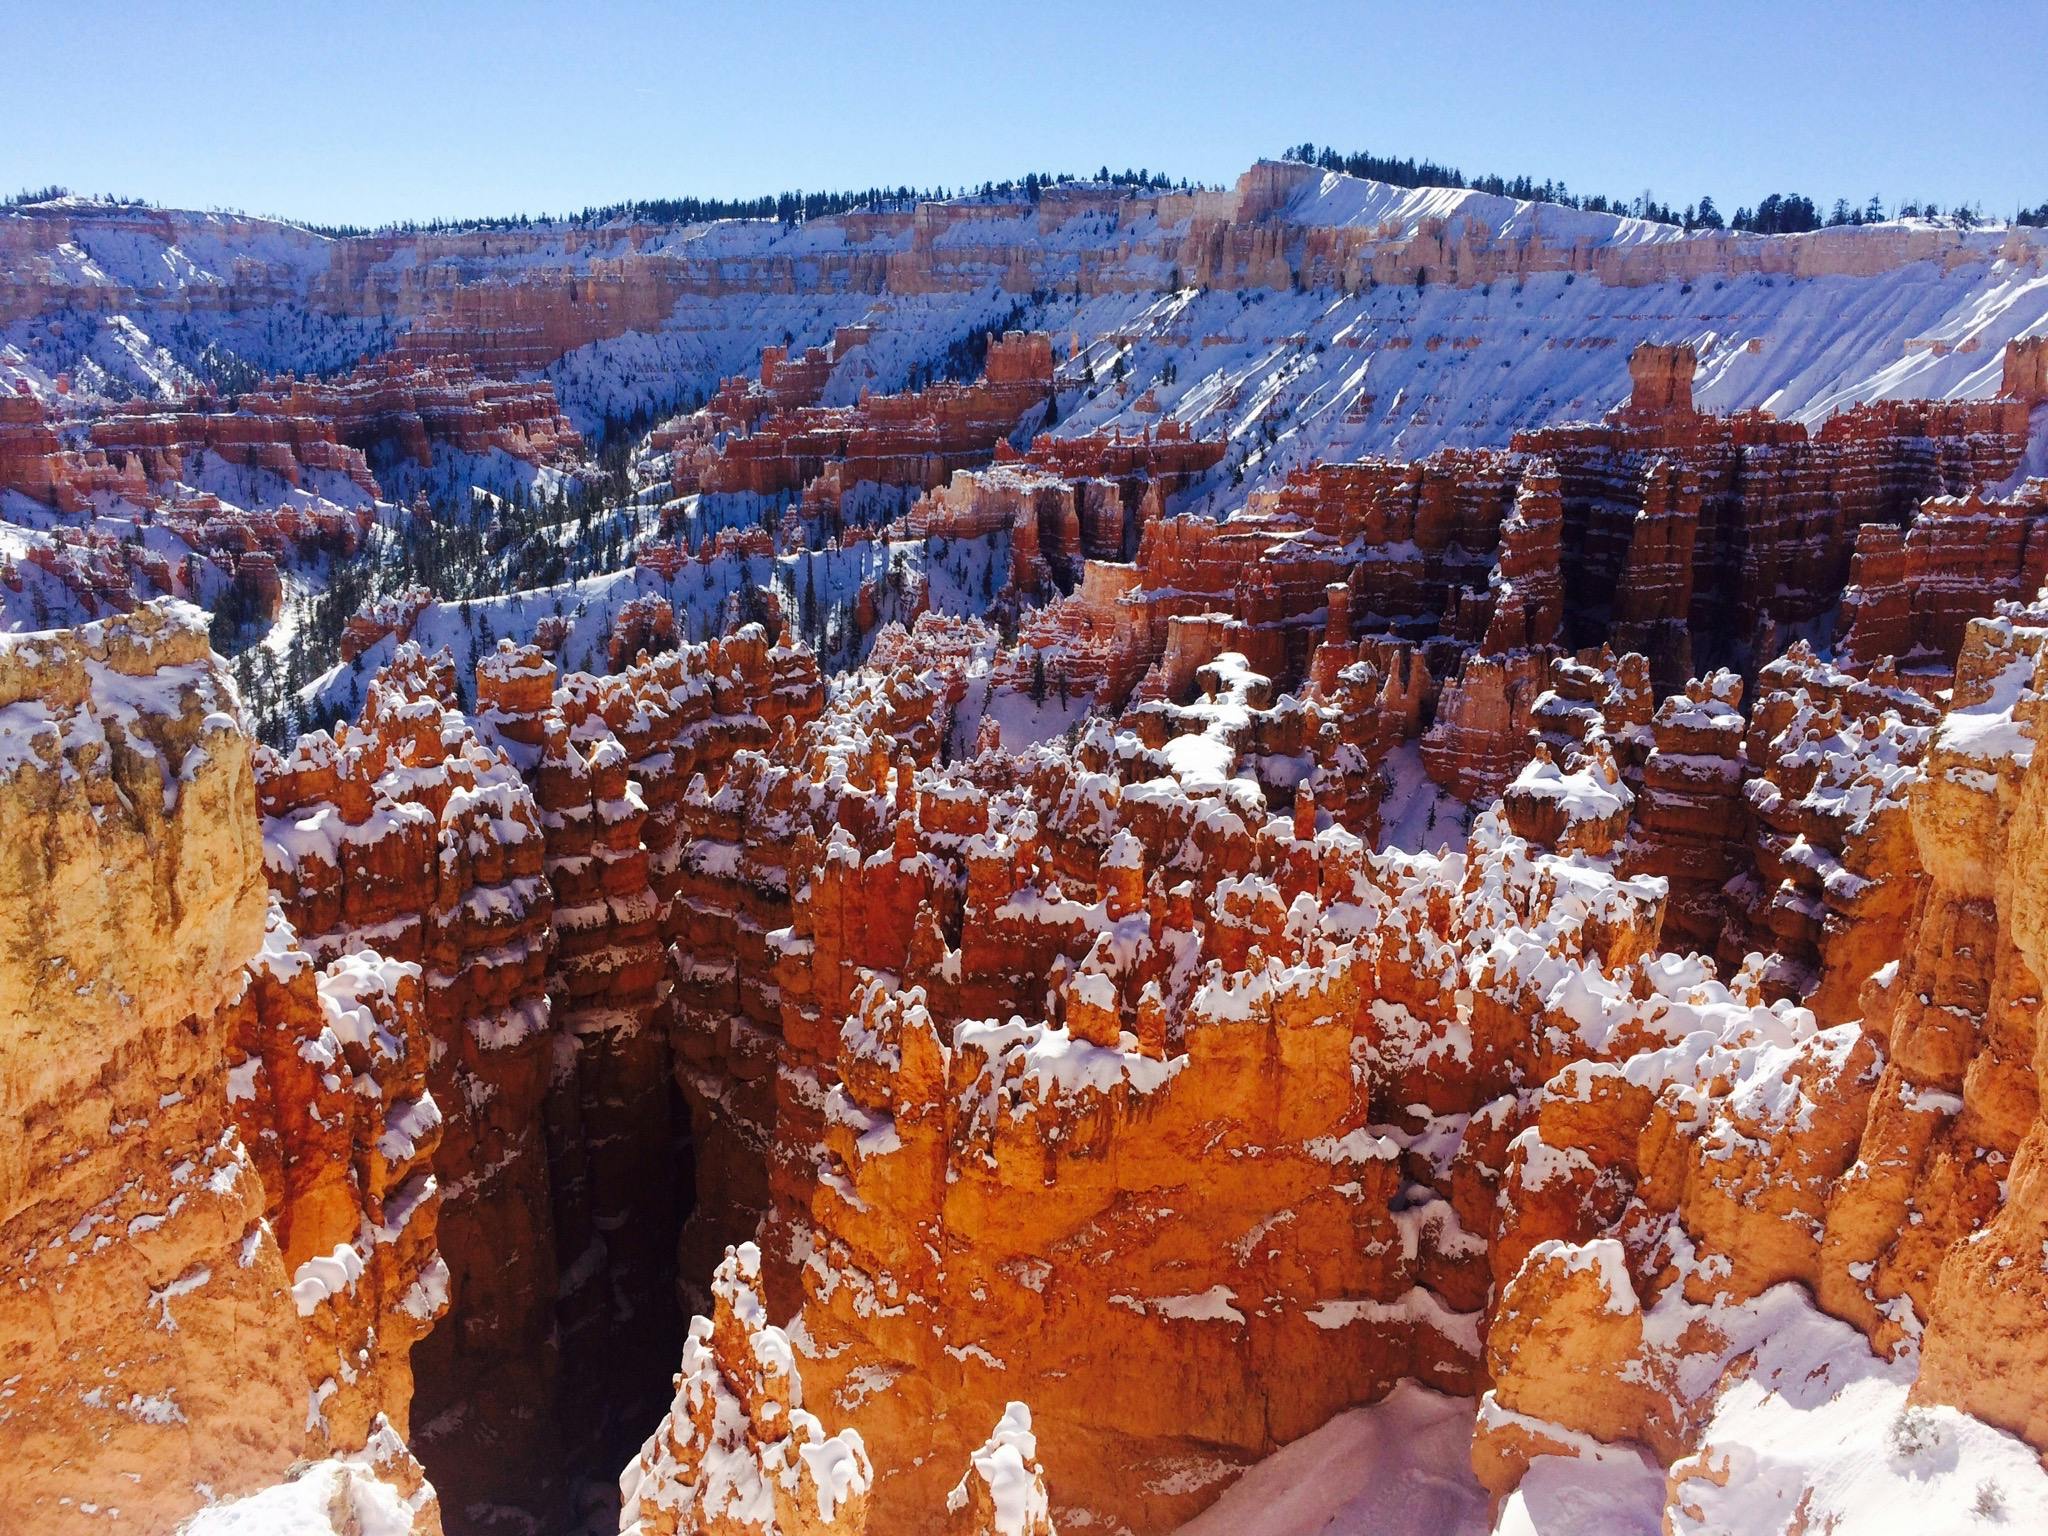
1887, 1405, 1950, 1464
1974, 1479, 2006, 1521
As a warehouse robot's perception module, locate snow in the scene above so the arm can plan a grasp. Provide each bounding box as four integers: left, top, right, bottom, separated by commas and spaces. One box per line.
953, 1013, 1184, 1128
178, 1456, 423, 1536
1147, 1286, 1246, 1324
290, 1242, 365, 1317
1177, 1284, 2048, 1536
1376, 742, 1468, 855
1655, 1287, 2048, 1536
1304, 1287, 1482, 1356
948, 1402, 1052, 1536
224, 1058, 261, 1104
1506, 750, 1631, 825
1935, 645, 2039, 764
1173, 1382, 1490, 1536
147, 1264, 212, 1332
1524, 1238, 1639, 1314
986, 687, 1094, 751
1493, 1451, 1667, 1536
800, 1430, 873, 1524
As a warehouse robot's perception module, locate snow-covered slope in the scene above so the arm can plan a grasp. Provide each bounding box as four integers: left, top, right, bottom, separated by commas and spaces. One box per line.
1176, 1287, 2048, 1536
1172, 1382, 1496, 1536
8, 165, 2046, 490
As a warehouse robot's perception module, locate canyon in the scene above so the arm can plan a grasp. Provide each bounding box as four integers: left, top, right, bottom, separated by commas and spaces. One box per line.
8, 156, 2048, 1536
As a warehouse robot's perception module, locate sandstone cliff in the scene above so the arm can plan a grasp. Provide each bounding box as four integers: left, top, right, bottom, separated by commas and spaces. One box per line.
0, 601, 439, 1534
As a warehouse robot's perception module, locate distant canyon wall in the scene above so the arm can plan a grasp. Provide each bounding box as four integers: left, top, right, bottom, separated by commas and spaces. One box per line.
8, 162, 2046, 382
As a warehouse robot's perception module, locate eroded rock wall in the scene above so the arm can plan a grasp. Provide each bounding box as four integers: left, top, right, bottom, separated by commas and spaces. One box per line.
0, 601, 438, 1534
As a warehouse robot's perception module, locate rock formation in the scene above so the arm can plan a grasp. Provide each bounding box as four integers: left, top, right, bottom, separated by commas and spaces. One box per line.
224, 914, 449, 1459
996, 345, 2025, 805
1465, 595, 2048, 1525
0, 351, 582, 625
245, 355, 584, 471
947, 1406, 1057, 1536
620, 1242, 873, 1536
22, 564, 2048, 1534
255, 646, 563, 1528
0, 601, 439, 1534
242, 624, 827, 1533
891, 421, 1225, 599
10, 168, 2045, 388
1836, 478, 2048, 677
670, 333, 1055, 534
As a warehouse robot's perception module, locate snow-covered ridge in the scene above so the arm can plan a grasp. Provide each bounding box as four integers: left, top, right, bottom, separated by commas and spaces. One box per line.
0, 598, 238, 787
10, 157, 2036, 278
7, 156, 2047, 486
6, 158, 2041, 346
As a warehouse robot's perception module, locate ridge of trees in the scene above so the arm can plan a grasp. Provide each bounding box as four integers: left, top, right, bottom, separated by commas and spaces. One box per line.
10, 155, 2046, 236
295, 168, 1195, 239
1283, 143, 2014, 232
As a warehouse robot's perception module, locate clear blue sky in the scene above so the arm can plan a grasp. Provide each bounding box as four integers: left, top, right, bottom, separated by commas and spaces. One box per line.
9, 1, 2045, 228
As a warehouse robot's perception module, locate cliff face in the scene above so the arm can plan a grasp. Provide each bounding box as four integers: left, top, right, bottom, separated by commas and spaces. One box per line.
620, 1242, 1060, 1536
619, 637, 1463, 1527
10, 166, 2047, 498
15, 162, 2038, 356
673, 331, 1054, 521
888, 422, 1225, 600
254, 647, 566, 1529
1903, 609, 2048, 1443
0, 601, 438, 1534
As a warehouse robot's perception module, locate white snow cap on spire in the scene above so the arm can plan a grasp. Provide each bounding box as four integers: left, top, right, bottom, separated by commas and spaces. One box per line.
947, 1401, 1055, 1535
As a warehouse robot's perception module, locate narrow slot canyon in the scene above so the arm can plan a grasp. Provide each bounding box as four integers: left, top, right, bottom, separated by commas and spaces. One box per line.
407, 1038, 694, 1534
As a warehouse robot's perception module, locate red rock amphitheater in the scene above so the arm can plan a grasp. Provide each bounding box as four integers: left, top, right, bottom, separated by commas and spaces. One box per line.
10, 153, 2048, 1536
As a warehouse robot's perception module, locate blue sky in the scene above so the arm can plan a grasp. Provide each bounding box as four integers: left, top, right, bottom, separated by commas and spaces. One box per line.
8, 1, 2045, 227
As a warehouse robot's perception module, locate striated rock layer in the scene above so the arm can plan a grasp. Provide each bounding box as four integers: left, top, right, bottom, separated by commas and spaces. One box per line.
11, 165, 2046, 386
1005, 344, 2030, 809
